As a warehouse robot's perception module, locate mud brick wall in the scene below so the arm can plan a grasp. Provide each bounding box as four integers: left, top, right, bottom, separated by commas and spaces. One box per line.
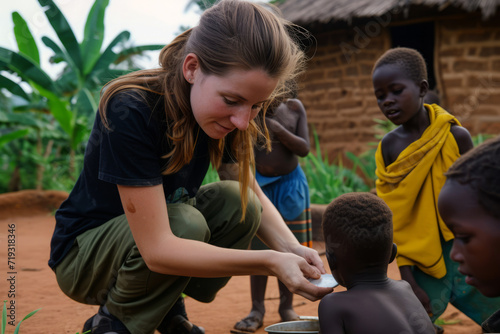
298, 15, 500, 162
437, 16, 500, 135
298, 28, 390, 160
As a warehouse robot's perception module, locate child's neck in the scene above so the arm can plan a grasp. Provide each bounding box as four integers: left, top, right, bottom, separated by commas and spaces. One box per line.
402, 104, 430, 137
345, 270, 390, 290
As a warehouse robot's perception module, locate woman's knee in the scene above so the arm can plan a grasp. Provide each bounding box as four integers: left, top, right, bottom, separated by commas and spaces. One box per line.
198, 180, 262, 222
167, 203, 210, 242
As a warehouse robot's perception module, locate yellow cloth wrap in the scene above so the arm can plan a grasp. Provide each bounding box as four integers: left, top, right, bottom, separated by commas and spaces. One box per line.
375, 104, 460, 279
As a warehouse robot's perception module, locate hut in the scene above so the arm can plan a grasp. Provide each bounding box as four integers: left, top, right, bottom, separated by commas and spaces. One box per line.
277, 0, 500, 160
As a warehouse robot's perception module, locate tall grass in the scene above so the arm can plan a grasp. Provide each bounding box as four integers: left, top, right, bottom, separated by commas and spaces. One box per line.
0, 301, 91, 333
1, 301, 40, 334
301, 130, 369, 204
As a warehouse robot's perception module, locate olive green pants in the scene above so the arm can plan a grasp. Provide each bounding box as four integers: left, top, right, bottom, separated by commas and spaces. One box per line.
55, 181, 262, 334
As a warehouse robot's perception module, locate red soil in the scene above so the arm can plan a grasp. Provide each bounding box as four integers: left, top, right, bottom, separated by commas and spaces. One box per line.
0, 190, 482, 333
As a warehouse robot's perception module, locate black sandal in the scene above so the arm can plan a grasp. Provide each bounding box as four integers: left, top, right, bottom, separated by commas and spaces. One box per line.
157, 297, 205, 334
82, 306, 131, 334
166, 315, 205, 334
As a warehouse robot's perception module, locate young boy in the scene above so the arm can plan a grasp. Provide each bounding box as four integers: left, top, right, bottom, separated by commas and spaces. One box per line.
233, 98, 312, 333
319, 192, 434, 334
438, 135, 500, 332
373, 47, 500, 329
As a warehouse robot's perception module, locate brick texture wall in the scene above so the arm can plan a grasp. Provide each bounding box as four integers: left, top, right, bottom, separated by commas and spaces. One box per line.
298, 27, 390, 161
298, 14, 500, 162
438, 16, 500, 135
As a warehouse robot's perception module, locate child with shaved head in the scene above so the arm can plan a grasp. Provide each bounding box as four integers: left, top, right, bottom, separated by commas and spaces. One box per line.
318, 192, 434, 334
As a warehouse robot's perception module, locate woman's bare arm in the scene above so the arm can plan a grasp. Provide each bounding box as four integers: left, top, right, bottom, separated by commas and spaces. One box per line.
118, 182, 331, 301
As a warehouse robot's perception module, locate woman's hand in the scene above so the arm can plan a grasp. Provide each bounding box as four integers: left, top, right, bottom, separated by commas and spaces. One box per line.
290, 244, 327, 275
268, 250, 333, 301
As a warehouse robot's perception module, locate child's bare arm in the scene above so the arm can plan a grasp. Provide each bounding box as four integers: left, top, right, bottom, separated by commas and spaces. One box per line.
266, 99, 310, 157
265, 118, 309, 156
287, 99, 310, 151
450, 125, 473, 155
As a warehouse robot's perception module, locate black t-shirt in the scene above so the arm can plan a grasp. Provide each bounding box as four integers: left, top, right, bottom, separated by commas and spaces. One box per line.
48, 91, 211, 269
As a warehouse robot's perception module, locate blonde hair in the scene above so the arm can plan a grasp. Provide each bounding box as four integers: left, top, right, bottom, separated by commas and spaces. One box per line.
98, 0, 307, 218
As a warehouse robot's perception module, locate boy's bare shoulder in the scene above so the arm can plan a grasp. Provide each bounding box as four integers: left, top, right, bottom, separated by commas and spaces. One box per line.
380, 126, 404, 146
320, 290, 350, 303
450, 124, 473, 154
284, 98, 306, 115
321, 280, 415, 308
319, 289, 367, 311
380, 127, 404, 165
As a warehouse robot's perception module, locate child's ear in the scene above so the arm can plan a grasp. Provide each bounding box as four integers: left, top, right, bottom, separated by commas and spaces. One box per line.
419, 80, 429, 98
326, 251, 337, 270
389, 243, 397, 263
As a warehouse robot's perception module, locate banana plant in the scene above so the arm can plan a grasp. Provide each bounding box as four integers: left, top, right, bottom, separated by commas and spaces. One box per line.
185, 0, 218, 11
0, 0, 163, 178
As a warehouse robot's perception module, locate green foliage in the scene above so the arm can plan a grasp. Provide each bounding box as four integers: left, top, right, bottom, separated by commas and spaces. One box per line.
345, 148, 377, 189
1, 301, 91, 333
185, 0, 218, 12
301, 130, 369, 204
1, 300, 41, 334
472, 133, 494, 146
434, 318, 461, 326
201, 165, 220, 185
372, 118, 397, 141
0, 0, 164, 192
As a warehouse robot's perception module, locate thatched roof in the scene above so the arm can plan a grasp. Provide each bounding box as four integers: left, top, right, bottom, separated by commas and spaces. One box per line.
278, 0, 500, 25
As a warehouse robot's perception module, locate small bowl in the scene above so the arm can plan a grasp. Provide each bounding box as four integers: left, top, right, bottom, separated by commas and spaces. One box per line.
264, 319, 320, 334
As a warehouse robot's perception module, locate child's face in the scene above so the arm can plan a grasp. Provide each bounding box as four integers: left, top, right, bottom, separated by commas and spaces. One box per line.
326, 250, 345, 287
438, 179, 500, 297
372, 64, 425, 126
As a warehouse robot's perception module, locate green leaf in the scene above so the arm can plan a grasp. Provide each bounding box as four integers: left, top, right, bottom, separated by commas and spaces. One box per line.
114, 44, 164, 64
72, 120, 89, 150
74, 88, 98, 119
54, 68, 79, 94
0, 128, 30, 148
42, 36, 80, 84
33, 83, 74, 136
12, 12, 40, 65
38, 0, 83, 71
89, 30, 130, 76
0, 47, 56, 92
0, 74, 30, 101
96, 68, 133, 82
13, 308, 41, 334
41, 36, 66, 64
0, 112, 47, 128
2, 300, 6, 334
11, 97, 48, 113
81, 0, 110, 75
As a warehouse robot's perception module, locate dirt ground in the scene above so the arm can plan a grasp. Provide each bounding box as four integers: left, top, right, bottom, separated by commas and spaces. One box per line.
0, 190, 482, 333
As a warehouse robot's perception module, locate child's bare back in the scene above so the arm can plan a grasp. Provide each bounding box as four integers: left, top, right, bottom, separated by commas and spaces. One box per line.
319, 278, 433, 334
320, 192, 434, 334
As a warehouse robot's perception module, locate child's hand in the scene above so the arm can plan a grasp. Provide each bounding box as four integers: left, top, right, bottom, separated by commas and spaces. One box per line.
412, 284, 432, 314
